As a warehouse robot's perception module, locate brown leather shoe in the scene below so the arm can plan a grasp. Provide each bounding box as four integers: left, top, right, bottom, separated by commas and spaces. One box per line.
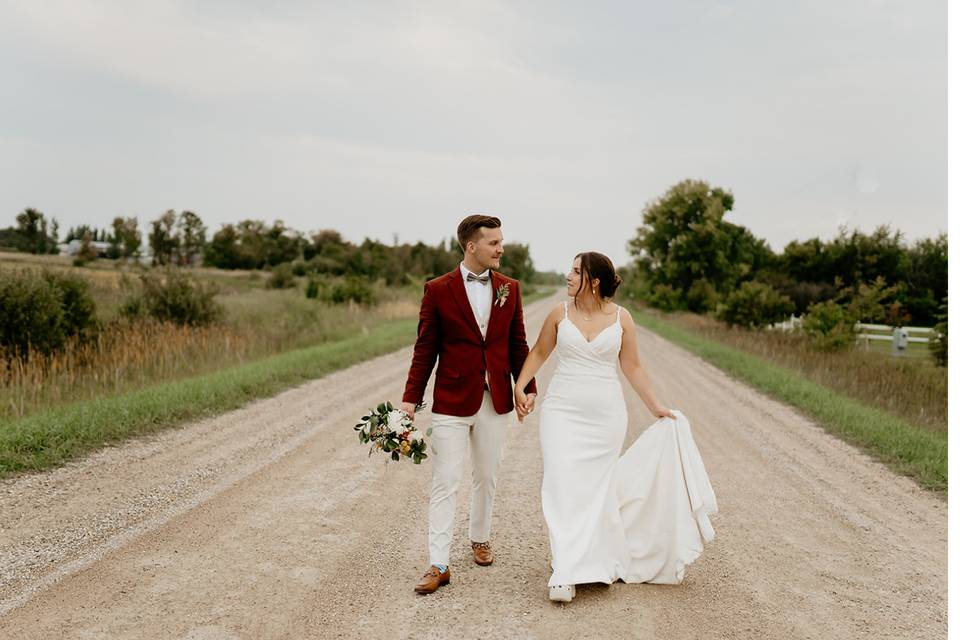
414, 566, 450, 594
471, 541, 493, 566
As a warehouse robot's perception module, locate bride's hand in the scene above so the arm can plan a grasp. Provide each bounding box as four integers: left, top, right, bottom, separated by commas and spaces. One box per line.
514, 387, 530, 423
514, 386, 527, 408
652, 405, 675, 420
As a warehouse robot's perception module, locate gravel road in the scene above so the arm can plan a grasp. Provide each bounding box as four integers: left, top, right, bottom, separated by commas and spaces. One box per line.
0, 292, 946, 639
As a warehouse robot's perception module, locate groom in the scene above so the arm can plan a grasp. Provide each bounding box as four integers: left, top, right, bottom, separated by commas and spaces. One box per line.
401, 214, 537, 595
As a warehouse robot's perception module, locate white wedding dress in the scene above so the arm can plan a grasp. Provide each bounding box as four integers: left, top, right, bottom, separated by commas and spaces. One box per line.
538, 302, 718, 587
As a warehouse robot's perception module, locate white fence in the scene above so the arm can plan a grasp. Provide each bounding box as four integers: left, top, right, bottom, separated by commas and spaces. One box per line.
769, 315, 938, 346
853, 323, 937, 344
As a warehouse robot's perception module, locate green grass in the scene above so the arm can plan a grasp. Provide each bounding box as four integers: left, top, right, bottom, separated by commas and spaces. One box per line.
0, 318, 417, 477
630, 307, 947, 494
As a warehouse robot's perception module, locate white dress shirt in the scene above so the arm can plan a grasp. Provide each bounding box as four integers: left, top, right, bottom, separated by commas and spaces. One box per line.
459, 261, 492, 338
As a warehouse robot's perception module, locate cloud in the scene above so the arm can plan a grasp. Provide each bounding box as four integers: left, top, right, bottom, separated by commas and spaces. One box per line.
0, 0, 946, 271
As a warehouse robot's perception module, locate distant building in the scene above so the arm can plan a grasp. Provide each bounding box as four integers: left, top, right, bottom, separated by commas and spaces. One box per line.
64, 239, 112, 258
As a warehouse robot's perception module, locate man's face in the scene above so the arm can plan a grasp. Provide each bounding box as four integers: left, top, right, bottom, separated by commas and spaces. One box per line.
469, 227, 504, 270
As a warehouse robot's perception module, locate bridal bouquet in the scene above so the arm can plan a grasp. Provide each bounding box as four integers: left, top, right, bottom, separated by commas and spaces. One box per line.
354, 401, 429, 464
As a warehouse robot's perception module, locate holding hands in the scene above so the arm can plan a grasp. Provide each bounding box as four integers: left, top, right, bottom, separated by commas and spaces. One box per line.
514, 387, 537, 423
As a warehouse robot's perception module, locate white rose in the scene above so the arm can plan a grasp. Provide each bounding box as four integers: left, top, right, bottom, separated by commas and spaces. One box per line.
386, 409, 407, 434
407, 429, 424, 444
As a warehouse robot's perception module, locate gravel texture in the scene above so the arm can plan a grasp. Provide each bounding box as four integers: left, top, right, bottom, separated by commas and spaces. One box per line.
0, 292, 946, 639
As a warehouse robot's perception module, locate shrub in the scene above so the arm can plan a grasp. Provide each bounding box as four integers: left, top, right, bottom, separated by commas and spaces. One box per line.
930, 298, 947, 367
717, 281, 794, 329
302, 275, 377, 305
121, 270, 223, 326
884, 301, 912, 327
686, 278, 720, 314
840, 276, 900, 324
267, 262, 297, 289
72, 233, 99, 267
647, 284, 684, 311
0, 269, 97, 356
290, 260, 310, 277
45, 271, 97, 339
801, 300, 857, 350
329, 276, 376, 305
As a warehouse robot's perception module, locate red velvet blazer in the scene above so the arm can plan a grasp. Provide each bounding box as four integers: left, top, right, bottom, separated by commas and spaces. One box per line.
402, 268, 537, 417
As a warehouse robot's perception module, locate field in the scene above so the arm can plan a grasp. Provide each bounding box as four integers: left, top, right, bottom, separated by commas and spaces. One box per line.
0, 252, 423, 421
628, 303, 946, 492
0, 252, 552, 475
632, 304, 947, 434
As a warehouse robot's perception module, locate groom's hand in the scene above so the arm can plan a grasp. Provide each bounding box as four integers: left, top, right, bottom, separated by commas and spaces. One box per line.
514, 392, 536, 424
513, 388, 528, 423
524, 393, 537, 415
401, 401, 417, 421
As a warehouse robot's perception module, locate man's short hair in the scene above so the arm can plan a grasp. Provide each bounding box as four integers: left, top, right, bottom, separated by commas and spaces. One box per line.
457, 214, 502, 251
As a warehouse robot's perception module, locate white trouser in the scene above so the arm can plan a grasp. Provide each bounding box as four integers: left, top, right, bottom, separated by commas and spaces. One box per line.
428, 390, 509, 566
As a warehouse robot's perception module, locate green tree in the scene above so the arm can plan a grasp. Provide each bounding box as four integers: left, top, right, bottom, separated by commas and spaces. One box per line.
346, 238, 390, 280
929, 297, 947, 367
15, 207, 57, 254
499, 243, 536, 283
107, 225, 123, 259
303, 229, 352, 274
149, 210, 179, 266
263, 220, 303, 267
628, 179, 771, 310
901, 233, 947, 326
176, 210, 207, 266
111, 216, 141, 259
835, 276, 901, 324
204, 224, 246, 269
203, 219, 302, 270
73, 231, 99, 266
65, 224, 95, 243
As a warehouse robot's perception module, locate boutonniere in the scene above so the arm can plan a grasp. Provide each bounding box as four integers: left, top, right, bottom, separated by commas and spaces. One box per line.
496, 283, 510, 308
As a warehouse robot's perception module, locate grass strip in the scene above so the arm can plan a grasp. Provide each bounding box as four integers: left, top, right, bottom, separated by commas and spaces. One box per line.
630, 307, 946, 493
0, 318, 417, 477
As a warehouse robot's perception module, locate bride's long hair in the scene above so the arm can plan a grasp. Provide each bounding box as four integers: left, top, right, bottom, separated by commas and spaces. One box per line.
573, 251, 623, 312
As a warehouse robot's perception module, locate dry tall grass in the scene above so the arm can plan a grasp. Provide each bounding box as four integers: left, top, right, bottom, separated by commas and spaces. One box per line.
1, 291, 420, 420
0, 255, 422, 420
1, 321, 248, 417
649, 308, 947, 434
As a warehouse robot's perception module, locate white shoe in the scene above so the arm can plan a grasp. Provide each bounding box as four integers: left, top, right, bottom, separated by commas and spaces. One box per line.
549, 584, 576, 602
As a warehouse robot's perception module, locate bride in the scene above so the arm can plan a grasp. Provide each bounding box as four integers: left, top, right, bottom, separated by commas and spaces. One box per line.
513, 251, 717, 602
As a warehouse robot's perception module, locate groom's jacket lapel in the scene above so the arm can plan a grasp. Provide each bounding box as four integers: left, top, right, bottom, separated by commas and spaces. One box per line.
446, 270, 484, 342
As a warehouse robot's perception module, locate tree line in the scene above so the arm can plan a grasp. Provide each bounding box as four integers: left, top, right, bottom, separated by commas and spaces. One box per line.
625, 179, 947, 363
0, 208, 541, 284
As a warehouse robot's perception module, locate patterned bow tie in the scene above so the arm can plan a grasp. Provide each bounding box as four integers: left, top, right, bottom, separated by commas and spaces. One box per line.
467, 272, 490, 284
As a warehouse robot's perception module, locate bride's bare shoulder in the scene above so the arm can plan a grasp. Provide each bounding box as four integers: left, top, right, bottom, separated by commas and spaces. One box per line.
545, 302, 566, 326
617, 304, 636, 329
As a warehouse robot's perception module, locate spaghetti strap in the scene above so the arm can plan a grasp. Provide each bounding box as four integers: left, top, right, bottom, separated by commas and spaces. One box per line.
562, 301, 569, 318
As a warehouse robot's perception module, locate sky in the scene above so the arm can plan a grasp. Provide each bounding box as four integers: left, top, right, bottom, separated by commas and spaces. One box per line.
0, 0, 946, 272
